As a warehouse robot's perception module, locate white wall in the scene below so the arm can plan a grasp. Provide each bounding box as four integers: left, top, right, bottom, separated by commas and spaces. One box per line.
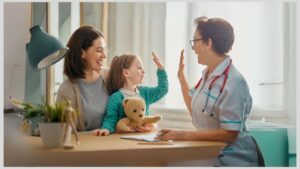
4, 3, 31, 109
296, 1, 300, 127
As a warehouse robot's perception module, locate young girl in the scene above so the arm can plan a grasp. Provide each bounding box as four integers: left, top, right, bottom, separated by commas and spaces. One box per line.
93, 52, 168, 136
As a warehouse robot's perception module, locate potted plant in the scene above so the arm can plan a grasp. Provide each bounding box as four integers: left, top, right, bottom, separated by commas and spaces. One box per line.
38, 103, 67, 148
10, 97, 44, 136
11, 98, 79, 148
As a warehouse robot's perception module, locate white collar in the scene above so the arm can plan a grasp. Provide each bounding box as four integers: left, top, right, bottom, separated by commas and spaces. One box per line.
202, 56, 231, 80
120, 88, 140, 97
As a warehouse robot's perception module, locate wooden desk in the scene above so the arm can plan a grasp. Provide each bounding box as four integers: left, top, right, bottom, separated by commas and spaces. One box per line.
4, 113, 226, 166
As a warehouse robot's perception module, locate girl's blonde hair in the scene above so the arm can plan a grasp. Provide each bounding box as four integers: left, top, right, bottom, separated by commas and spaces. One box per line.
106, 54, 138, 95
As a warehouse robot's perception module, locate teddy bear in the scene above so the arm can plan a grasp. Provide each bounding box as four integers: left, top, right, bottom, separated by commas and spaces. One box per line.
116, 97, 162, 132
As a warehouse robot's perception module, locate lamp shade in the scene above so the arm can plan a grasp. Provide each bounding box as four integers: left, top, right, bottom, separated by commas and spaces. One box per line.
26, 25, 68, 69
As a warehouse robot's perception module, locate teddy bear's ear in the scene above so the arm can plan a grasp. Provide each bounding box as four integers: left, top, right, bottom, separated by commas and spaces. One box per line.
123, 98, 130, 107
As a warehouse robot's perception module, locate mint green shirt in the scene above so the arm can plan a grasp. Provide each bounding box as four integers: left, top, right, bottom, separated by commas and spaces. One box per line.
101, 69, 168, 133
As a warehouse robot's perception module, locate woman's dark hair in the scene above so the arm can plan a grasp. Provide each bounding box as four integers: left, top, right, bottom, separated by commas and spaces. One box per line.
194, 16, 234, 55
64, 26, 104, 82
106, 54, 138, 95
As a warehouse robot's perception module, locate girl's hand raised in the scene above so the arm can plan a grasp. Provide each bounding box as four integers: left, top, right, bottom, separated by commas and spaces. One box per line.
152, 52, 164, 70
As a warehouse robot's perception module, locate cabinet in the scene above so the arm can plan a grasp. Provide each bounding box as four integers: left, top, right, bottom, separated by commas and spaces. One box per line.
249, 123, 295, 167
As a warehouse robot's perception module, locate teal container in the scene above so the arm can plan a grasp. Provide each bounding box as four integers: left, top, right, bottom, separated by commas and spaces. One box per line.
250, 128, 289, 166
287, 128, 296, 166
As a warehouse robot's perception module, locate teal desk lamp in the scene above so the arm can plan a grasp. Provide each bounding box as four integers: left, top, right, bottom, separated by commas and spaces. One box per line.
26, 25, 68, 105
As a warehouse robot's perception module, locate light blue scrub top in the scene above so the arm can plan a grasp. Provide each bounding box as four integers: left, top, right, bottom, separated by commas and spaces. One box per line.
190, 56, 259, 166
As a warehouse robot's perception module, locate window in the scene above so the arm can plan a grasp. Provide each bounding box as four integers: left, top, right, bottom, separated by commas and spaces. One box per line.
51, 1, 297, 124
164, 2, 296, 120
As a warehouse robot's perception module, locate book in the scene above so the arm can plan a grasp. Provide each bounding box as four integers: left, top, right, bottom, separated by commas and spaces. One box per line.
120, 133, 174, 145
120, 133, 158, 142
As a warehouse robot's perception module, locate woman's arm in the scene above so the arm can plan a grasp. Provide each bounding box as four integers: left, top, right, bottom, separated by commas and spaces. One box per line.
156, 128, 238, 143
178, 50, 192, 114
56, 81, 77, 108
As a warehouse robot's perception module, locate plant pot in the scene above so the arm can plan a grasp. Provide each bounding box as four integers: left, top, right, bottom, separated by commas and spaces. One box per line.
39, 122, 65, 148
27, 116, 44, 136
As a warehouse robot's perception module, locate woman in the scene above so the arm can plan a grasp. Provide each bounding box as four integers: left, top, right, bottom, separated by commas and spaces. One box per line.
56, 26, 154, 134
156, 17, 263, 166
56, 26, 109, 132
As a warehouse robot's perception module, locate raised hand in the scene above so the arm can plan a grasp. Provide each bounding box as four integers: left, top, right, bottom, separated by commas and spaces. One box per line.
178, 49, 186, 82
152, 52, 164, 70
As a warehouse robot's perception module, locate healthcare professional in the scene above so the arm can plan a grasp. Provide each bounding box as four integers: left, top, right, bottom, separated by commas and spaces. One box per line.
156, 16, 264, 166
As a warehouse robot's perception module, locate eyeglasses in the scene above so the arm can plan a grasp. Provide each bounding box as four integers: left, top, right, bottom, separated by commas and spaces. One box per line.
189, 38, 203, 49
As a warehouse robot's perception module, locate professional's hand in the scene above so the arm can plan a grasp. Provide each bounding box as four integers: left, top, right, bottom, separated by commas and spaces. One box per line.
135, 123, 155, 133
178, 49, 186, 82
155, 129, 189, 141
152, 52, 164, 70
92, 129, 109, 136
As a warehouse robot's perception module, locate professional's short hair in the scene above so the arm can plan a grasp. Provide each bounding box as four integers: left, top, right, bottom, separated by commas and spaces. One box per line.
64, 26, 104, 82
194, 16, 234, 55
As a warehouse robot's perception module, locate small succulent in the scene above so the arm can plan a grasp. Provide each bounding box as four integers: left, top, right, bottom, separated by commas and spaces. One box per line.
11, 97, 79, 123
10, 97, 44, 119
42, 103, 66, 123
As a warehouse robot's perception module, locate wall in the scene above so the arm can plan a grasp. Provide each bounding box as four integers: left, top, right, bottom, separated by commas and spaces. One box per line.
25, 3, 47, 105
4, 3, 31, 109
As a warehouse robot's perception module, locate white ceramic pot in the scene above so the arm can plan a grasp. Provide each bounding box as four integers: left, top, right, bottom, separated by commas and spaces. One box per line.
39, 122, 65, 148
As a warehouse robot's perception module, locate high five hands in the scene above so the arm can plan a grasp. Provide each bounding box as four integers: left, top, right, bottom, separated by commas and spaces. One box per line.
152, 52, 164, 70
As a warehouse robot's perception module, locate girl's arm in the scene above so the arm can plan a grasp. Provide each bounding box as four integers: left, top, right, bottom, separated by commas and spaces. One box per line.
178, 50, 192, 114
139, 52, 169, 104
140, 69, 168, 104
100, 94, 122, 133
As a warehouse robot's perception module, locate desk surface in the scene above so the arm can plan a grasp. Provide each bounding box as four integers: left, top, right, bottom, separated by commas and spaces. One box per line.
4, 113, 226, 166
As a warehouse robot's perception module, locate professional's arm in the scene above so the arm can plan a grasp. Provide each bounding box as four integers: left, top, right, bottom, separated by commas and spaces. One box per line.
178, 50, 192, 114
156, 129, 238, 143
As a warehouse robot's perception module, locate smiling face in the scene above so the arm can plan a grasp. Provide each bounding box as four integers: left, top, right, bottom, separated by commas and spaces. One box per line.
192, 30, 209, 65
82, 37, 106, 72
124, 57, 145, 85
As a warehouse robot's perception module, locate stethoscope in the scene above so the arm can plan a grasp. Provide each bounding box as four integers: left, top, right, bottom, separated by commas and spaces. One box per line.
193, 59, 232, 114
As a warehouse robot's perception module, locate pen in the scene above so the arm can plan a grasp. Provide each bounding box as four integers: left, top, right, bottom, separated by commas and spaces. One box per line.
137, 140, 174, 145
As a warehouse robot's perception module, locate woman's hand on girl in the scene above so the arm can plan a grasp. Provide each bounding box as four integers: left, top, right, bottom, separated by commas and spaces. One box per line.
135, 123, 155, 133
152, 52, 164, 70
92, 129, 110, 136
116, 126, 136, 133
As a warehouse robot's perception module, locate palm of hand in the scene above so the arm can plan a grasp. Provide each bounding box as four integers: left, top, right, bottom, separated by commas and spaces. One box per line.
177, 49, 185, 80
152, 52, 164, 69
